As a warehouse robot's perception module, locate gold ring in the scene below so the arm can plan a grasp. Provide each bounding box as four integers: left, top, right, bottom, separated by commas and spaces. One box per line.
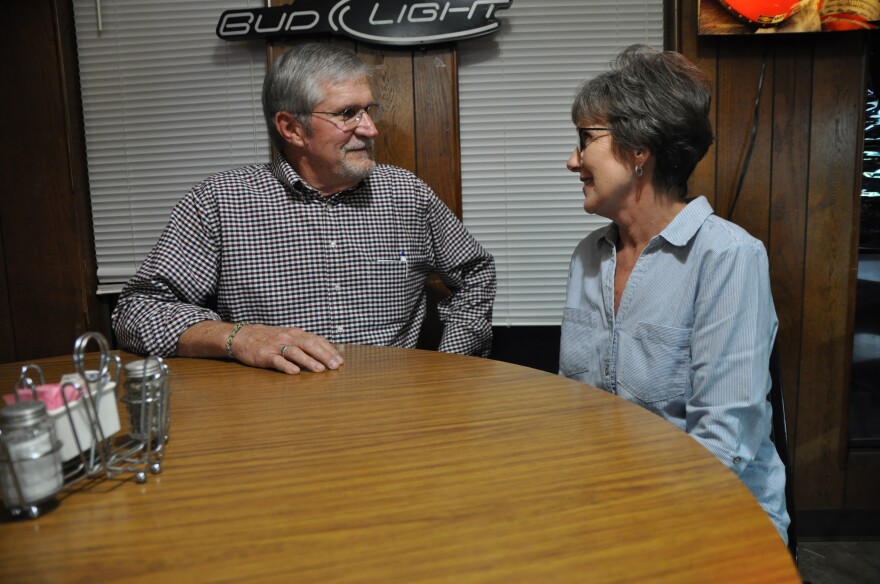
280, 344, 289, 358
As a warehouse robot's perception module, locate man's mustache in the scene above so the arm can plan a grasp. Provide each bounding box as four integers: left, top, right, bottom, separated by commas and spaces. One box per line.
344, 138, 373, 152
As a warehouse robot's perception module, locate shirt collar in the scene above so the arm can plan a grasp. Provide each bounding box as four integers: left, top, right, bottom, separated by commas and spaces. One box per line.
659, 196, 714, 247
597, 195, 714, 249
269, 153, 366, 202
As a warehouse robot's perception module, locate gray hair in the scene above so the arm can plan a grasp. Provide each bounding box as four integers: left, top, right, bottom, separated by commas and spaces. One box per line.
262, 43, 371, 152
571, 44, 713, 197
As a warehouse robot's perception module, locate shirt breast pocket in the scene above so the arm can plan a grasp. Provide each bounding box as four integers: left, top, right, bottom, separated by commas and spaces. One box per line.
618, 321, 691, 404
364, 258, 408, 323
560, 307, 597, 377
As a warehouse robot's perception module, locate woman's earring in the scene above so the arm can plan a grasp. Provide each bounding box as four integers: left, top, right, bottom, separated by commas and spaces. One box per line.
634, 165, 643, 177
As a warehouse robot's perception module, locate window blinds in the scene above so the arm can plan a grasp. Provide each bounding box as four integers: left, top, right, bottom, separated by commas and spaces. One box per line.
73, 0, 269, 293
458, 0, 664, 326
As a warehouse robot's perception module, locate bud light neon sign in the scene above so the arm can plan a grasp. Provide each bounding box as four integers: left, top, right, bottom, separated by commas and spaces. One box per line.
217, 0, 513, 46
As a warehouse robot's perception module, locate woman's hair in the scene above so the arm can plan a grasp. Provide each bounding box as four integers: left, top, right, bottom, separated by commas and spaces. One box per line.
262, 43, 371, 151
571, 44, 713, 197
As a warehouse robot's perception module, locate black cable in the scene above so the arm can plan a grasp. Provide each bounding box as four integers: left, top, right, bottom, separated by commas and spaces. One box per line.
728, 48, 768, 218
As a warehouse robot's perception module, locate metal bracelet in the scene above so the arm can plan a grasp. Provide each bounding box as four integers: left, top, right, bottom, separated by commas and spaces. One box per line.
225, 322, 250, 360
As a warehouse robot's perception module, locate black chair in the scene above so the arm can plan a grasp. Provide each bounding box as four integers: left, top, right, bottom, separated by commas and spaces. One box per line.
769, 341, 799, 565
416, 274, 450, 351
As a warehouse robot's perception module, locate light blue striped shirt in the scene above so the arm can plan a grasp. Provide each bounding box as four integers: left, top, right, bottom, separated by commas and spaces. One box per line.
560, 196, 790, 542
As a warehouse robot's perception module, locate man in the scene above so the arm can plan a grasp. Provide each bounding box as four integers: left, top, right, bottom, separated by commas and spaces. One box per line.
112, 43, 495, 374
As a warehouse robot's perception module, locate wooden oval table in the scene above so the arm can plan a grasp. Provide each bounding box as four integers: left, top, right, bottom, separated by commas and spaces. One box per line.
0, 345, 799, 583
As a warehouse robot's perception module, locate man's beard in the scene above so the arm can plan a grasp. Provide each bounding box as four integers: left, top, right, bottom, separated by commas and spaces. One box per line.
338, 138, 375, 181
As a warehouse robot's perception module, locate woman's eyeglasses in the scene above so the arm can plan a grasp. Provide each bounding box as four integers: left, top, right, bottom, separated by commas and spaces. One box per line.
577, 127, 610, 151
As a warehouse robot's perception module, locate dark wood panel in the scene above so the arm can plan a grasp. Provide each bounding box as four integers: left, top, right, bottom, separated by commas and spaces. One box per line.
0, 0, 103, 361
714, 41, 773, 240
769, 40, 813, 467
844, 462, 880, 508
414, 46, 462, 217
796, 34, 866, 509
357, 45, 417, 173
60, 0, 109, 344
0, 233, 13, 362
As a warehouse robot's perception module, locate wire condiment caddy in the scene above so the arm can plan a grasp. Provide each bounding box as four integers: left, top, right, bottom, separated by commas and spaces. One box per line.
0, 332, 171, 518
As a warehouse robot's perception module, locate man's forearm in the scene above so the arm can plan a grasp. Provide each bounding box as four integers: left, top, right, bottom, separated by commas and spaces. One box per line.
438, 320, 493, 357
177, 320, 235, 358
440, 253, 496, 354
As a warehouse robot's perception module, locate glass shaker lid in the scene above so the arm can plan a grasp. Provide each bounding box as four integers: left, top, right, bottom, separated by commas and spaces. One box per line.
124, 359, 162, 378
0, 401, 48, 428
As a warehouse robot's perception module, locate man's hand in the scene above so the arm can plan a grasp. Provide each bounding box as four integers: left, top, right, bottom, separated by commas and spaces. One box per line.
231, 324, 344, 374
178, 321, 344, 374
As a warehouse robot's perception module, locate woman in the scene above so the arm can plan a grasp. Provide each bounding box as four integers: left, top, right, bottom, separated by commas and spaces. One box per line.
560, 44, 790, 542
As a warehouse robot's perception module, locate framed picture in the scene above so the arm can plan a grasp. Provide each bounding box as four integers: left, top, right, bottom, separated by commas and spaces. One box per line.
698, 0, 880, 35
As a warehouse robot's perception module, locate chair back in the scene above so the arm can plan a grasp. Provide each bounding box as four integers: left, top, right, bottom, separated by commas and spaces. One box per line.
769, 341, 798, 564
416, 274, 450, 350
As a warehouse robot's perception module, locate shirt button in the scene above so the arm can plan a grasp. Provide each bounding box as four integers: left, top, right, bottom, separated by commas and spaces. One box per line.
328, 241, 337, 248
604, 365, 609, 376
336, 325, 344, 333
733, 456, 742, 465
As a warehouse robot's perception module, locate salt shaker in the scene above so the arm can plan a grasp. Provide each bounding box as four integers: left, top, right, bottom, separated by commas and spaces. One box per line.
122, 359, 170, 445
0, 401, 64, 514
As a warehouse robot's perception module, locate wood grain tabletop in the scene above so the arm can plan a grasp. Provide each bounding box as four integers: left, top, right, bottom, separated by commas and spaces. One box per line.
0, 345, 799, 583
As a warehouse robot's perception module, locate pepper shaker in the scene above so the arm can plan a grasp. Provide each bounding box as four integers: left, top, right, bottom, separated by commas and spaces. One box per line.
122, 359, 170, 446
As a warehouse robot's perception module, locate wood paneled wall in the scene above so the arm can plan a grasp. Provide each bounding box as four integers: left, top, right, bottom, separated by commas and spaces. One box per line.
0, 0, 109, 362
674, 1, 879, 513
1, 0, 876, 522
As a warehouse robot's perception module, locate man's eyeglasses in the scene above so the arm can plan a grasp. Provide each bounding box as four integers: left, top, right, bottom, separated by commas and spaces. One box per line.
310, 103, 383, 130
577, 127, 610, 151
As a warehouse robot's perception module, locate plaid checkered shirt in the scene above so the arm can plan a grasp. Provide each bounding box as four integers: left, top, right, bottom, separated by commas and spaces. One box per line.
113, 154, 496, 357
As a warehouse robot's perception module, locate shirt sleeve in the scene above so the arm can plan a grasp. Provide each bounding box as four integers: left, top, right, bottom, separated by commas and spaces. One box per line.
425, 194, 496, 357
112, 187, 223, 357
686, 237, 778, 477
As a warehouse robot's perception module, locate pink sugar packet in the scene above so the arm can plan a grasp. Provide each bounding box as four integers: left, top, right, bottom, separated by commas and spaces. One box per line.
2, 383, 84, 412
